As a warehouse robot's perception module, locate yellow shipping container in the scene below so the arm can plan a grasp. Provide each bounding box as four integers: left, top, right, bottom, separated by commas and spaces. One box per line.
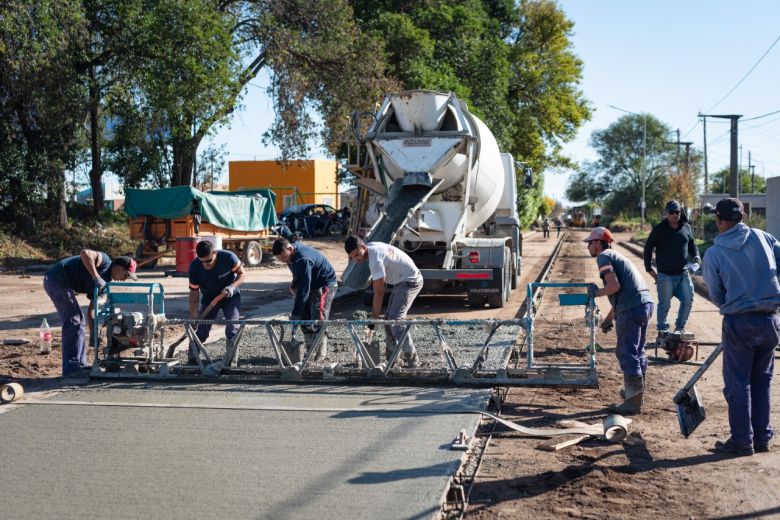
229, 159, 340, 213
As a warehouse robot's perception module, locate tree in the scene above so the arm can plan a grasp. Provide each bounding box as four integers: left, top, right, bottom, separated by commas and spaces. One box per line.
349, 0, 591, 227
709, 166, 766, 194
0, 1, 89, 228
566, 113, 675, 217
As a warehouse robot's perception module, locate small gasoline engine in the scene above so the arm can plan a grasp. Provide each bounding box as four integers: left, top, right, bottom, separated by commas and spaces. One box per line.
654, 330, 698, 362
105, 309, 164, 357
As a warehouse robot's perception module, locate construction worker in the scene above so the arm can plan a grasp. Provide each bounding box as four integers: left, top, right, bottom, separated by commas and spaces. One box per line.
43, 250, 138, 376
273, 237, 338, 360
345, 236, 422, 367
702, 198, 780, 456
643, 200, 701, 335
555, 218, 562, 238
585, 227, 655, 415
187, 240, 245, 363
541, 219, 550, 239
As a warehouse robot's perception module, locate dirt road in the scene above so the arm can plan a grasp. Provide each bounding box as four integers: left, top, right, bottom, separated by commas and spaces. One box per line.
465, 232, 780, 520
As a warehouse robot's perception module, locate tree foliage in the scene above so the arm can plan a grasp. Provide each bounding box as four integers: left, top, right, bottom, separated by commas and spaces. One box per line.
1, 0, 590, 234
566, 113, 678, 217
0, 1, 89, 228
708, 166, 766, 194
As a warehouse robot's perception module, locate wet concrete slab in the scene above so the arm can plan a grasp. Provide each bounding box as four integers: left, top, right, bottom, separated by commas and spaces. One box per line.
0, 382, 488, 520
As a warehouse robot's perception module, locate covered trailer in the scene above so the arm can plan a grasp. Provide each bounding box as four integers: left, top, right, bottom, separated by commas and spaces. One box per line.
125, 186, 277, 268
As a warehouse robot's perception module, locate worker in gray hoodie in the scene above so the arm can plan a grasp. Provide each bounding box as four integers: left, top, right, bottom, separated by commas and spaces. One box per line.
702, 198, 780, 456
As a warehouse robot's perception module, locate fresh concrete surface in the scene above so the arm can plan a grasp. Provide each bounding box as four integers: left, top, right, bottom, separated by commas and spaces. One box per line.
0, 382, 487, 520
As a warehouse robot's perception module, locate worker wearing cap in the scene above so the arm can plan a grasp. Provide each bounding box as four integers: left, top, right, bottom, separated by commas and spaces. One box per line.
345, 236, 423, 368
702, 198, 780, 456
273, 237, 338, 360
643, 200, 700, 335
43, 250, 138, 376
585, 227, 655, 415
188, 240, 245, 362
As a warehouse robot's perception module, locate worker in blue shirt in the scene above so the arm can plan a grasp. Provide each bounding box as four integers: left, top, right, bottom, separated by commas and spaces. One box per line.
188, 240, 245, 363
273, 238, 338, 361
703, 198, 780, 456
43, 250, 138, 376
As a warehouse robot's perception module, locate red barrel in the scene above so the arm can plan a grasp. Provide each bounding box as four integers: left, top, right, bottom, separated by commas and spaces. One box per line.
175, 237, 199, 273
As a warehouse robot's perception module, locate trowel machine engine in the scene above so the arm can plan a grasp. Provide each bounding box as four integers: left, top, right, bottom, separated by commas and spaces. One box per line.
105, 309, 165, 358
655, 331, 698, 362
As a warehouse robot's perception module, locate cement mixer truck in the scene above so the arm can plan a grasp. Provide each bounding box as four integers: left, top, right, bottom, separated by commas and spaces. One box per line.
344, 90, 523, 308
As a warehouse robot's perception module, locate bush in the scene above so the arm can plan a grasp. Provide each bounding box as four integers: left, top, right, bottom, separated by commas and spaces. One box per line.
606, 214, 643, 233
1, 207, 134, 266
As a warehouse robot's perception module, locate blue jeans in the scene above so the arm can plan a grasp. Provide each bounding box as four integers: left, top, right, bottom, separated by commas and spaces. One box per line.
43, 275, 88, 376
656, 272, 694, 331
615, 302, 654, 377
722, 312, 779, 449
192, 293, 241, 347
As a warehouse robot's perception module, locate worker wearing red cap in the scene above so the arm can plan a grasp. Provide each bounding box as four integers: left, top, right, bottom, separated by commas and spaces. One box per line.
43, 249, 138, 377
584, 227, 655, 414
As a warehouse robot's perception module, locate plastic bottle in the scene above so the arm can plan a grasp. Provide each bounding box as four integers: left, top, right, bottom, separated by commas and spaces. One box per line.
39, 318, 52, 354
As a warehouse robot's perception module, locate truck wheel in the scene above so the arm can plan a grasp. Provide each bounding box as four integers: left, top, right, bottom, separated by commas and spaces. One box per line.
135, 243, 157, 269
242, 241, 263, 267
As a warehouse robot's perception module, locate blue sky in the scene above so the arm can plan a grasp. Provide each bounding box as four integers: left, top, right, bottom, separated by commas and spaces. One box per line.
206, 1, 780, 204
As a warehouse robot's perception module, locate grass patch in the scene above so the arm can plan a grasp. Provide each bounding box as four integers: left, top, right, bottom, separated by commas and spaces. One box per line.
1, 205, 135, 268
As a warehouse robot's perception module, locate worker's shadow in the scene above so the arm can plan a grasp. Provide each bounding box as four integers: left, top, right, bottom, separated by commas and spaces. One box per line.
468, 432, 727, 512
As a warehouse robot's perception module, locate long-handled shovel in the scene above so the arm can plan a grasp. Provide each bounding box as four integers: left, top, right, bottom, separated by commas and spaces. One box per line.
673, 342, 723, 437
165, 292, 226, 358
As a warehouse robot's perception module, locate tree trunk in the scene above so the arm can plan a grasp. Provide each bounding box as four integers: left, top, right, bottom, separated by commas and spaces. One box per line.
171, 134, 203, 187
48, 164, 69, 228
88, 66, 104, 214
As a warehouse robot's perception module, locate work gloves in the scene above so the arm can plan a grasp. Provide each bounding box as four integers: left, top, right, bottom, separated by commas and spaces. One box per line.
366, 323, 376, 331
95, 277, 107, 294
601, 319, 614, 334
586, 283, 600, 299
692, 256, 702, 265
222, 284, 236, 298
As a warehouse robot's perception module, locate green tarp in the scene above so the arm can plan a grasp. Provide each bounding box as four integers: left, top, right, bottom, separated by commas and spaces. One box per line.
125, 186, 277, 231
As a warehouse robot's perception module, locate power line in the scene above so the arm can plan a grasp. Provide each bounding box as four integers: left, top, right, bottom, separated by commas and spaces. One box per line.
742, 108, 780, 122
704, 35, 780, 113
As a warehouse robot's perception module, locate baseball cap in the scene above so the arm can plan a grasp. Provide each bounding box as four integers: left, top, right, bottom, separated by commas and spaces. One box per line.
583, 227, 614, 243
715, 198, 744, 221
113, 256, 138, 280
665, 200, 682, 213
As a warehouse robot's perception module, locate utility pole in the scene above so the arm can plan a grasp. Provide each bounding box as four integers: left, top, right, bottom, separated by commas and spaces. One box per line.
705, 114, 742, 197
749, 151, 755, 193
665, 130, 693, 172
700, 114, 709, 193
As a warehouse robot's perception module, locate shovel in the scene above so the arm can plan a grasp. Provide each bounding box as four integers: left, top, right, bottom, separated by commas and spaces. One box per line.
165, 292, 226, 358
673, 342, 723, 437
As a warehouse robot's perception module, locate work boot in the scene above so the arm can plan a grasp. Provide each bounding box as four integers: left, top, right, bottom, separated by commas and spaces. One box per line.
609, 375, 644, 415
403, 351, 420, 368
620, 371, 646, 399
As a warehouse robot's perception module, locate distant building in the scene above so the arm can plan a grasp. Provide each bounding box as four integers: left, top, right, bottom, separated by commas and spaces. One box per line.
229, 160, 340, 213
76, 181, 124, 211
699, 193, 766, 217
